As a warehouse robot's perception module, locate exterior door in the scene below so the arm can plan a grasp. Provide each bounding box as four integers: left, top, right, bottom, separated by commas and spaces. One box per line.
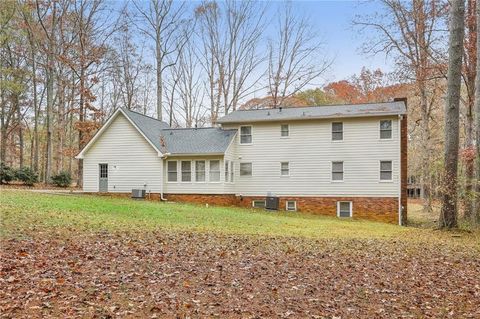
99, 164, 108, 192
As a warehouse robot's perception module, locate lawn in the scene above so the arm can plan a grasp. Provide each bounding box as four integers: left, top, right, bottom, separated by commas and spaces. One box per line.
1, 190, 479, 318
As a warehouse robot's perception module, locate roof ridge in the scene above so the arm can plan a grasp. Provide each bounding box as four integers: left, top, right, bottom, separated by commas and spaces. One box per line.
234, 100, 402, 112
161, 127, 236, 131
121, 107, 169, 125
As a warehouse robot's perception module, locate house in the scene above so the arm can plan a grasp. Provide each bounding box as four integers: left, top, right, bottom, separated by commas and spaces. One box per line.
76, 99, 408, 225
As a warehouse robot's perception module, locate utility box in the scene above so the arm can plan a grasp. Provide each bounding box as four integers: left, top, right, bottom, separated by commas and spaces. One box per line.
265, 196, 279, 210
131, 189, 146, 199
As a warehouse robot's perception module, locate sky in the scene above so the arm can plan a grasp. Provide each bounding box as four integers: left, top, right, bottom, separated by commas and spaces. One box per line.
286, 0, 394, 82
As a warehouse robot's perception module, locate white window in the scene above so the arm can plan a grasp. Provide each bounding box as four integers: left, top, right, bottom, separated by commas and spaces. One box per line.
281, 162, 289, 176
252, 200, 266, 208
195, 160, 206, 182
332, 161, 344, 181
167, 161, 177, 182
240, 162, 252, 176
380, 161, 393, 181
181, 161, 191, 182
337, 201, 352, 218
286, 200, 296, 211
209, 160, 220, 182
230, 161, 234, 182
240, 126, 252, 144
224, 160, 229, 182
380, 120, 392, 139
332, 122, 343, 141
281, 124, 289, 137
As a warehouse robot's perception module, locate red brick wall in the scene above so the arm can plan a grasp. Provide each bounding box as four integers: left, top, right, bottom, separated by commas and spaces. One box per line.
164, 193, 237, 206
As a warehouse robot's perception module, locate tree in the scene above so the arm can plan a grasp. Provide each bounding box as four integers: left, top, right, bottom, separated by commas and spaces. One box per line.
353, 0, 448, 212
267, 2, 330, 108
474, 0, 480, 223
439, 0, 465, 229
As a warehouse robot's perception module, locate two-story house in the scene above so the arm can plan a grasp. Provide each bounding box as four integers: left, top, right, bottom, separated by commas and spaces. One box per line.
76, 99, 407, 224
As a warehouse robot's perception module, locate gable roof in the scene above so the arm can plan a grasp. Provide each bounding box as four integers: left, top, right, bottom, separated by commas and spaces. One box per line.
159, 128, 237, 155
77, 107, 236, 159
216, 101, 407, 124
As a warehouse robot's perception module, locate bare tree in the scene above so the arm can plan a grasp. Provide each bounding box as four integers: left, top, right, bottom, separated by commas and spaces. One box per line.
132, 0, 190, 121
439, 0, 465, 229
475, 0, 480, 223
267, 2, 330, 108
353, 0, 448, 212
196, 0, 266, 121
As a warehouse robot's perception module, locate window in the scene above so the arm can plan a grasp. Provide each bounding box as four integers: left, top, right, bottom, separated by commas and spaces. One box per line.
332, 161, 344, 181
240, 162, 252, 176
167, 161, 177, 182
332, 122, 343, 141
195, 160, 206, 182
99, 164, 108, 178
181, 161, 191, 182
281, 162, 289, 176
225, 160, 229, 182
286, 200, 297, 211
281, 124, 289, 137
230, 161, 234, 182
380, 161, 393, 181
380, 120, 392, 139
240, 126, 252, 144
252, 200, 266, 208
209, 160, 220, 182
337, 201, 352, 218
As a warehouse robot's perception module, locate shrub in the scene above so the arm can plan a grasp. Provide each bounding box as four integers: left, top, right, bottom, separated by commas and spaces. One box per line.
0, 163, 15, 184
15, 167, 38, 186
51, 171, 72, 188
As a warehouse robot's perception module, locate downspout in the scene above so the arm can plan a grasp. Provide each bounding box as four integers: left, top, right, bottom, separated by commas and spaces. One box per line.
160, 152, 171, 201
398, 115, 403, 226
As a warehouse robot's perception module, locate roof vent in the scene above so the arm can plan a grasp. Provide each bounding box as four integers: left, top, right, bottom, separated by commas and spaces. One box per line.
279, 107, 282, 112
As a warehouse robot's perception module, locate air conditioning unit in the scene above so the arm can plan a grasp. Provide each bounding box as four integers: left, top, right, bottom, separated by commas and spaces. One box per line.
265, 196, 279, 210
131, 189, 146, 199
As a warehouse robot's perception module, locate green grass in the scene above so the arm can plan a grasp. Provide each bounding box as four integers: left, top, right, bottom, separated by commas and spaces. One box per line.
1, 190, 478, 247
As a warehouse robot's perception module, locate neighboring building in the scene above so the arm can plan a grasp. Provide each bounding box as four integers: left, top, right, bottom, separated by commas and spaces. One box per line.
77, 99, 408, 224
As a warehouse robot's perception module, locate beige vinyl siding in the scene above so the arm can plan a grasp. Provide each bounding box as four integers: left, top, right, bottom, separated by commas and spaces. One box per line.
163, 155, 234, 194
83, 113, 163, 193
223, 116, 400, 197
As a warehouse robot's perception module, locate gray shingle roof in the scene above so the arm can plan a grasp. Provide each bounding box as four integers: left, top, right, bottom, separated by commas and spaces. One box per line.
121, 108, 236, 155
159, 128, 236, 155
216, 101, 407, 124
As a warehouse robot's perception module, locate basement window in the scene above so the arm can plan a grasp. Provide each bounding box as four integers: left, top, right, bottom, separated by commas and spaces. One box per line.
337, 201, 352, 218
181, 161, 191, 182
167, 161, 177, 182
286, 200, 297, 211
252, 200, 266, 208
380, 120, 392, 139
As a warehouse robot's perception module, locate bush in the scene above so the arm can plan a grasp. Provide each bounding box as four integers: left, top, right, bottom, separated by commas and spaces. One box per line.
51, 171, 72, 188
15, 167, 38, 186
0, 163, 15, 184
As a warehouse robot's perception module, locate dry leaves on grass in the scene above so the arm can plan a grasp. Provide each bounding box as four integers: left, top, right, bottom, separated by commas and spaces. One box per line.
1, 231, 479, 318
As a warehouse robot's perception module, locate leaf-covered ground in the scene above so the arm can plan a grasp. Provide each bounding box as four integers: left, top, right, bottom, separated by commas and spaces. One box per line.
1, 190, 479, 318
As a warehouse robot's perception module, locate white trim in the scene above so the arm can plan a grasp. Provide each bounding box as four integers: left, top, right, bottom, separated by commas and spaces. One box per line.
76, 108, 163, 159
166, 160, 178, 183
194, 160, 206, 183
180, 160, 192, 183
337, 201, 352, 218
239, 125, 253, 145
286, 200, 297, 211
252, 200, 266, 208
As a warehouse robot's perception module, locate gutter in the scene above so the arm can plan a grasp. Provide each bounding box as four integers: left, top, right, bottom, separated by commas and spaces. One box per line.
159, 152, 171, 201
398, 114, 403, 226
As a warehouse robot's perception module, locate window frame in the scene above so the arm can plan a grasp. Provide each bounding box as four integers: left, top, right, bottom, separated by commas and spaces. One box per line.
280, 162, 290, 176
337, 201, 352, 218
239, 125, 253, 144
209, 160, 221, 183
252, 200, 266, 208
240, 162, 252, 177
195, 160, 206, 183
230, 161, 234, 182
181, 160, 192, 182
331, 161, 344, 182
286, 200, 297, 211
331, 122, 344, 141
379, 120, 393, 140
224, 160, 229, 183
280, 124, 289, 138
379, 160, 393, 182
167, 160, 178, 182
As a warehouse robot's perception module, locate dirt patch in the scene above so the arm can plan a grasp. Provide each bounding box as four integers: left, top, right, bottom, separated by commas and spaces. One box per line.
1, 231, 479, 318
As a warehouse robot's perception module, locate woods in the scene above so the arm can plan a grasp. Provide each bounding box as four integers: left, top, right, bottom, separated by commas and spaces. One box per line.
0, 0, 479, 228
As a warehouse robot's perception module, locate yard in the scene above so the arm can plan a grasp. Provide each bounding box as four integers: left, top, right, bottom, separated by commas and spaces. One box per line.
1, 190, 479, 318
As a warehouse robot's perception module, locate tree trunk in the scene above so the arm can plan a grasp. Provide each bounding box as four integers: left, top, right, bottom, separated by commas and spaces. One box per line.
15, 97, 23, 168
32, 46, 39, 173
439, 0, 465, 229
77, 68, 85, 187
475, 0, 480, 224
156, 34, 163, 120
